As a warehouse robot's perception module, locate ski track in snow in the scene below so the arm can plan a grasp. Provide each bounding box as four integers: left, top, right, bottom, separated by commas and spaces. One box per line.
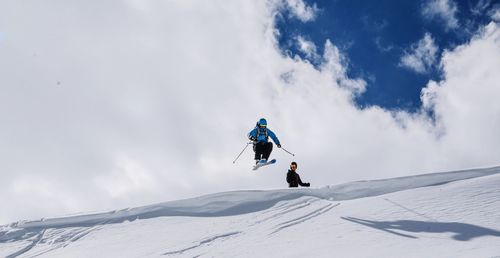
383, 198, 439, 222
0, 221, 107, 258
162, 197, 337, 256
162, 231, 242, 256
252, 197, 319, 225
5, 229, 45, 258
270, 202, 341, 235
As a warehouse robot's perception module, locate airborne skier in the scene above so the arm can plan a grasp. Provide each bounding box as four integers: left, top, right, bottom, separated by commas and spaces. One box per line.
248, 118, 281, 166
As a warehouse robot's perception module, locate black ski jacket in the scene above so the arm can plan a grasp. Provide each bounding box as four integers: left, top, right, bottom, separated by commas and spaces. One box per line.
286, 169, 310, 188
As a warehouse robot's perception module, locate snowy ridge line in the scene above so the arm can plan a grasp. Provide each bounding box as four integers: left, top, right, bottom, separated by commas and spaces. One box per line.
3, 165, 500, 231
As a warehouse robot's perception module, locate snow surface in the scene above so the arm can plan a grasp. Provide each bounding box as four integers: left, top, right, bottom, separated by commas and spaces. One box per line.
1, 166, 500, 257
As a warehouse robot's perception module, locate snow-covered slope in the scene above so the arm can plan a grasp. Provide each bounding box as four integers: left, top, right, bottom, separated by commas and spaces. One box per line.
1, 166, 500, 257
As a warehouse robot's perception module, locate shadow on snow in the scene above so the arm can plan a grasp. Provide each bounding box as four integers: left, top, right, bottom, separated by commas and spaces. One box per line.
341, 216, 500, 241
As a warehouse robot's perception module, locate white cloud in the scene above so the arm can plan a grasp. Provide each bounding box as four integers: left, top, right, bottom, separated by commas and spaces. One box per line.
471, 0, 491, 16
0, 0, 499, 224
399, 33, 439, 74
296, 35, 320, 62
422, 0, 460, 30
420, 21, 500, 164
282, 0, 318, 22
490, 7, 500, 22
321, 40, 366, 95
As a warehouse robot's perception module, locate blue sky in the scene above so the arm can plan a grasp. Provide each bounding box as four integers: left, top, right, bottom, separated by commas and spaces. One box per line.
275, 0, 498, 111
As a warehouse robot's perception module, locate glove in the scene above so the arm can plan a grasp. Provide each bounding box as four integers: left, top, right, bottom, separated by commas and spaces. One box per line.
277, 144, 281, 148
249, 136, 256, 141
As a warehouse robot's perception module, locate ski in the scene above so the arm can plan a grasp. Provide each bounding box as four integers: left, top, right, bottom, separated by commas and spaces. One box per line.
252, 159, 276, 171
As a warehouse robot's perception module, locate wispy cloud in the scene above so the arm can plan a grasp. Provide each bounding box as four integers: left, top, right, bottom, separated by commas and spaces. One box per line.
296, 35, 320, 62
283, 0, 319, 22
361, 15, 388, 33
375, 37, 394, 53
490, 6, 500, 22
422, 0, 459, 30
321, 40, 367, 95
471, 0, 492, 16
399, 33, 438, 74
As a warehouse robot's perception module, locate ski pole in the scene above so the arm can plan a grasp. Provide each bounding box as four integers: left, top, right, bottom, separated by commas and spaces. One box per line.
280, 147, 295, 156
233, 142, 252, 164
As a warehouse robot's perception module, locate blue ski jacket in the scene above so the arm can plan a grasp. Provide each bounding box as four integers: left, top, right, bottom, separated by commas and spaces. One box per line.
248, 127, 281, 145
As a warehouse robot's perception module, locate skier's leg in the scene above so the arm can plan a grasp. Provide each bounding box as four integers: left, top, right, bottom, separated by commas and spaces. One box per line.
262, 142, 273, 160
254, 142, 264, 162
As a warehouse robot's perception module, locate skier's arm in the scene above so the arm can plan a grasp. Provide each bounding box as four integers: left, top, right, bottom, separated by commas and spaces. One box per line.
297, 174, 310, 187
286, 171, 292, 183
267, 129, 281, 146
247, 129, 257, 141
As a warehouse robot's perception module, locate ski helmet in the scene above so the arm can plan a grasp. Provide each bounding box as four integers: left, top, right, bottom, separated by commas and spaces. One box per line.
258, 118, 267, 128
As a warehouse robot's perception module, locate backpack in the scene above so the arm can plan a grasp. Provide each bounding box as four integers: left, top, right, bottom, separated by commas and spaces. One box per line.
256, 127, 268, 141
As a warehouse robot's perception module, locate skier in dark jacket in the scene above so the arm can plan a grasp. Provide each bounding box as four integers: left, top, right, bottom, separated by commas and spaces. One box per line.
248, 118, 281, 164
286, 162, 310, 187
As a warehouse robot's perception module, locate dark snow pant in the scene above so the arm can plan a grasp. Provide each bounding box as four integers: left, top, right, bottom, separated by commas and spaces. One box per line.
254, 142, 273, 161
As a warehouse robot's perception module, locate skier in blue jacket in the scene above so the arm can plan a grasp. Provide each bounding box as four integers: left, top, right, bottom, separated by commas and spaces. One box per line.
248, 118, 281, 164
